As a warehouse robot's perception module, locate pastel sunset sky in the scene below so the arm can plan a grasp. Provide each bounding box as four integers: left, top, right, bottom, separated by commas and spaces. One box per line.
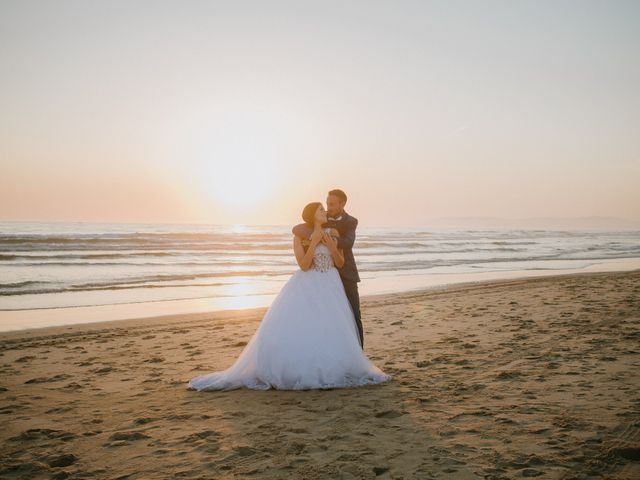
1, 0, 639, 227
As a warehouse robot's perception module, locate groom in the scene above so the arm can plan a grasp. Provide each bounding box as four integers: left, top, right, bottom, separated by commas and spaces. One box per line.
292, 189, 364, 349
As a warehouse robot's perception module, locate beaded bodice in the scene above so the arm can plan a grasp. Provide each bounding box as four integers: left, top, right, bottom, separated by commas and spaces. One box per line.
310, 229, 335, 272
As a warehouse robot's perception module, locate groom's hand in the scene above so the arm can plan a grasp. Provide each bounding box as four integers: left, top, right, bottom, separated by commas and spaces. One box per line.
292, 223, 312, 239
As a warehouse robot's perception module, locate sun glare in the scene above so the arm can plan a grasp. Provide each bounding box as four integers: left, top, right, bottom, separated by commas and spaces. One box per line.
208, 159, 275, 211
191, 110, 291, 215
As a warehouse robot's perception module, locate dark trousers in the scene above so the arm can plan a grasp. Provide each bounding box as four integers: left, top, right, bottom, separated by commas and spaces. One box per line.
342, 279, 363, 349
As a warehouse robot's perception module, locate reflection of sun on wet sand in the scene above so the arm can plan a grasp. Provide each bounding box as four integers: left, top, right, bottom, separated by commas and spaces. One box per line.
1, 270, 639, 479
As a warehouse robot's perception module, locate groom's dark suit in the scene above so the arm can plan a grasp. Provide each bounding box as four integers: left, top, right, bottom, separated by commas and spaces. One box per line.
291, 211, 363, 349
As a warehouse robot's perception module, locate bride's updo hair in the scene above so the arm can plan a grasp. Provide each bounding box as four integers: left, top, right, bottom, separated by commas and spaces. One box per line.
302, 202, 322, 227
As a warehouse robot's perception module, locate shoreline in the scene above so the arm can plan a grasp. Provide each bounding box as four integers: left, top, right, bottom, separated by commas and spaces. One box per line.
2, 233, 639, 331
1, 266, 638, 340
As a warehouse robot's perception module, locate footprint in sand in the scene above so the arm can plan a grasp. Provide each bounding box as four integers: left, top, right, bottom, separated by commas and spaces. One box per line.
374, 409, 406, 419
9, 428, 77, 442
45, 406, 75, 414
24, 374, 71, 384
15, 355, 36, 363
167, 413, 193, 420
0, 403, 30, 415
495, 370, 522, 380
43, 453, 78, 468
0, 460, 55, 477
182, 430, 222, 443
132, 417, 159, 425
105, 430, 151, 447
58, 382, 84, 392
92, 366, 116, 374
144, 356, 165, 363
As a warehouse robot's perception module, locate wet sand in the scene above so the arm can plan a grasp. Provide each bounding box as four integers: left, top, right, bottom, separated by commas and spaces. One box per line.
1, 270, 639, 479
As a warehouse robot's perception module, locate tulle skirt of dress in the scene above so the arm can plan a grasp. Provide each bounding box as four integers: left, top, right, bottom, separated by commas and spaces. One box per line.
187, 267, 392, 391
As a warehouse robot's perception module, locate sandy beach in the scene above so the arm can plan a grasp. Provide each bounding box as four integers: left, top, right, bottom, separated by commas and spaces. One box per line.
1, 270, 639, 479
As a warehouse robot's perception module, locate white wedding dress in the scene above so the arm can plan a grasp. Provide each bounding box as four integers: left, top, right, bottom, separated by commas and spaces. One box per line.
187, 236, 392, 391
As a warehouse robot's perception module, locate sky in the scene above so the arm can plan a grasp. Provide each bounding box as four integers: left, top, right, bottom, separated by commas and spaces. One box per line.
1, 0, 639, 227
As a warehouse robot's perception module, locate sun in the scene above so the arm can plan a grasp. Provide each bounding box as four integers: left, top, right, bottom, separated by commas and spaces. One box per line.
184, 107, 300, 218
208, 157, 275, 211
197, 125, 283, 214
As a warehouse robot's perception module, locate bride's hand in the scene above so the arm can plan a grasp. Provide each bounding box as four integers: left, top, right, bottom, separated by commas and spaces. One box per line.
321, 231, 337, 251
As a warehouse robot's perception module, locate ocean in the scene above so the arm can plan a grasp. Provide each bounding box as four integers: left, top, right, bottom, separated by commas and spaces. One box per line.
1, 222, 639, 331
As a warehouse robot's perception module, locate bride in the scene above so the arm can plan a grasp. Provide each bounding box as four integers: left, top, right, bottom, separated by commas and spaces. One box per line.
187, 201, 392, 391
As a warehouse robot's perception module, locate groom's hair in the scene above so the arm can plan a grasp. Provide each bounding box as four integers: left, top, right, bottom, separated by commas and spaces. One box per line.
328, 189, 347, 204
302, 202, 322, 227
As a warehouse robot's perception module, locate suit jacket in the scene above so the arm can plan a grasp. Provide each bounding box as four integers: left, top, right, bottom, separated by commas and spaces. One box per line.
291, 211, 360, 283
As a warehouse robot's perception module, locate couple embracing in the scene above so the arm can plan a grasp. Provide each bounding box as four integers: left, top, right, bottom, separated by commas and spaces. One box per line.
188, 189, 391, 391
